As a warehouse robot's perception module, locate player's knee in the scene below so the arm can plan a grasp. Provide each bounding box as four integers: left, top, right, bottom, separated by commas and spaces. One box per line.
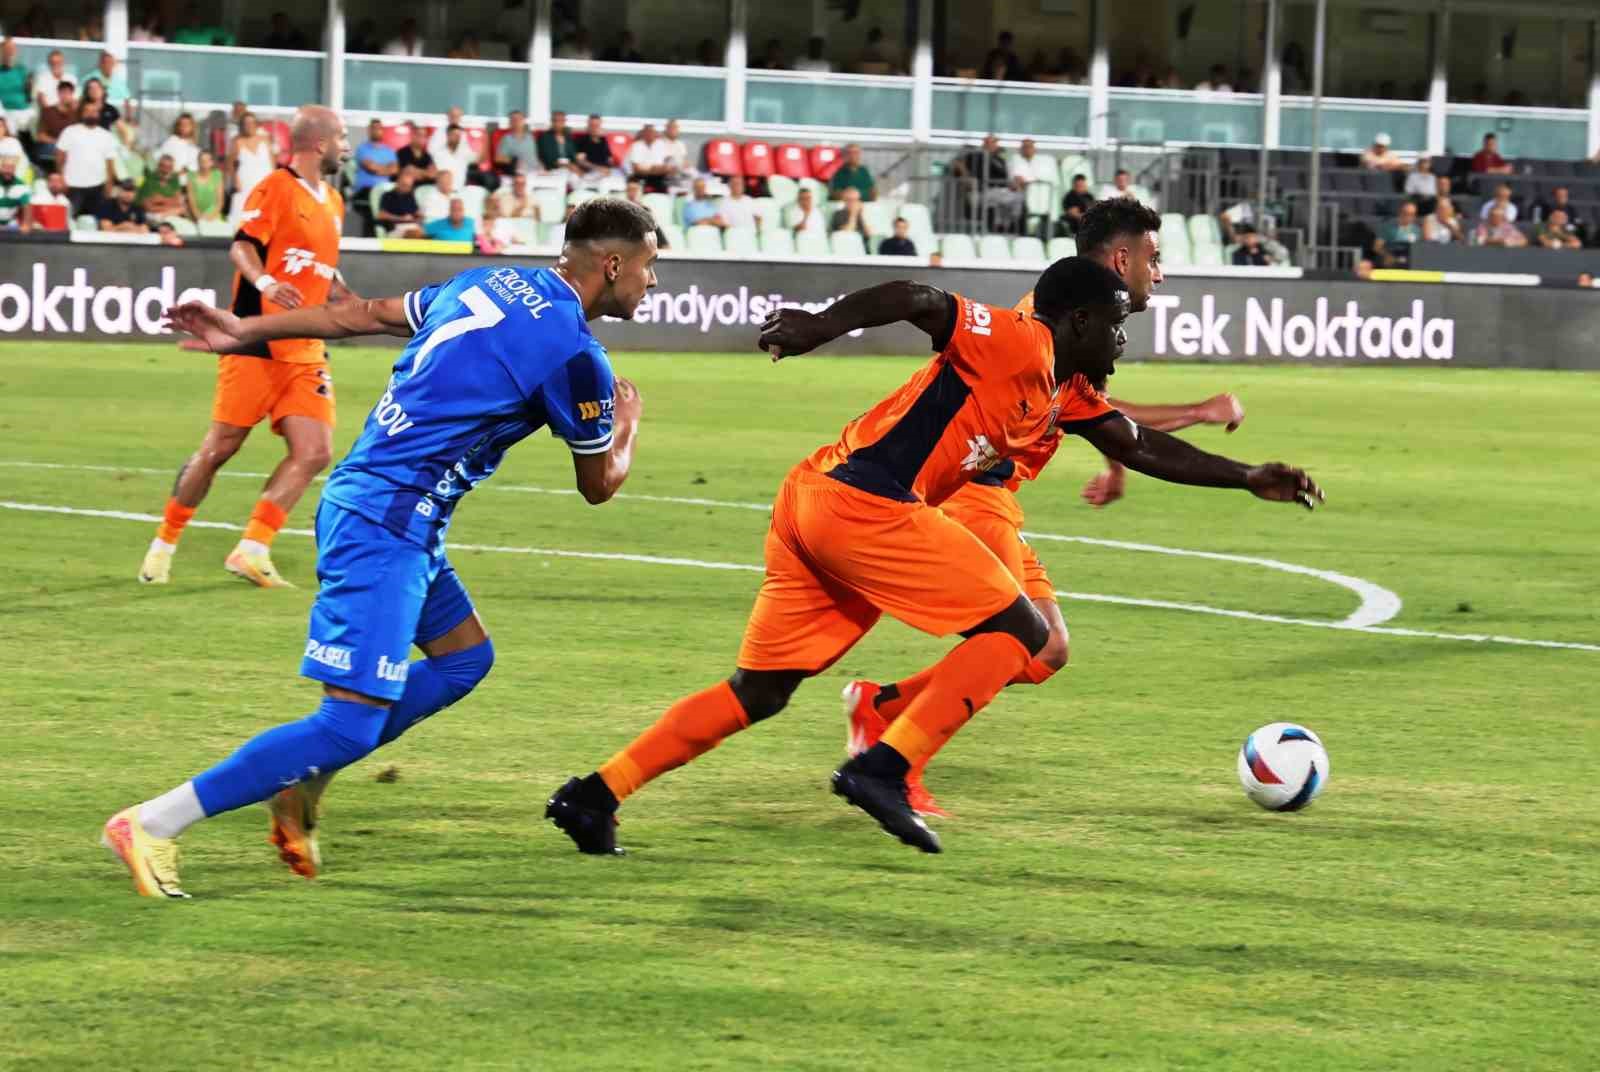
727, 668, 804, 723
293, 442, 334, 473
432, 637, 495, 702
966, 595, 1050, 656
312, 697, 388, 759
196, 437, 242, 471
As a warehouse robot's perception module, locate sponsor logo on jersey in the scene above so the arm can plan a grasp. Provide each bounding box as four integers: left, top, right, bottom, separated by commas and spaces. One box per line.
577, 400, 605, 420
961, 434, 1001, 473
485, 266, 554, 318
377, 655, 410, 684
964, 299, 993, 337
304, 639, 353, 671
282, 246, 338, 280
371, 384, 414, 438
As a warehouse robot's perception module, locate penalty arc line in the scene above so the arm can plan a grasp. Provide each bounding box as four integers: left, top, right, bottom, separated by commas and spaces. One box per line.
1, 499, 1595, 653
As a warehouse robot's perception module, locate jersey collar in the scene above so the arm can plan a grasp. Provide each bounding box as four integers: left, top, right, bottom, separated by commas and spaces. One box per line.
284, 164, 328, 204
549, 268, 582, 303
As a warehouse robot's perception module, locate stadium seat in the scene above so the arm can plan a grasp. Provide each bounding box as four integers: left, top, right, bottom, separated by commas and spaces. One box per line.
774, 143, 810, 179
262, 120, 293, 165
685, 226, 722, 255
750, 197, 781, 229
73, 213, 97, 231
809, 145, 842, 181
796, 232, 830, 256
724, 227, 760, 255
742, 141, 775, 179
197, 219, 234, 237
657, 223, 685, 250
541, 222, 566, 247
596, 175, 627, 194
166, 217, 199, 236
1011, 236, 1046, 264
766, 175, 799, 206
1024, 180, 1056, 222
831, 231, 867, 257
861, 201, 896, 235
454, 186, 486, 219
641, 192, 676, 228
798, 177, 827, 203
568, 188, 600, 209
1160, 215, 1192, 264
1187, 213, 1222, 249
1192, 244, 1224, 267
380, 123, 414, 150
605, 131, 633, 166
459, 128, 489, 165
1046, 236, 1075, 260
939, 233, 977, 259
532, 188, 566, 223
489, 128, 508, 166
759, 229, 796, 256
897, 202, 932, 234
1059, 153, 1094, 189
703, 138, 741, 177
978, 233, 1012, 261
31, 203, 67, 231
500, 218, 537, 246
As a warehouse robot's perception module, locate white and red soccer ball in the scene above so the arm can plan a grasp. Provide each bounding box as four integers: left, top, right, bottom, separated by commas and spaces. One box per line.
1237, 722, 1330, 811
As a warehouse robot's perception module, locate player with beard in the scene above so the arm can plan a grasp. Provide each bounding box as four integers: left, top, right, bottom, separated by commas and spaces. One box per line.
139, 105, 354, 589
845, 199, 1251, 816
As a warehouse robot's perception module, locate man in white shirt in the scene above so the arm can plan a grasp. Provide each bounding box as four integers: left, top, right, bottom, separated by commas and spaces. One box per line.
420, 169, 461, 219
786, 186, 826, 234
33, 49, 73, 111
1479, 182, 1518, 223
1403, 157, 1438, 198
31, 169, 71, 209
382, 18, 424, 57
717, 174, 760, 230
1008, 138, 1051, 189
661, 119, 691, 180
56, 100, 118, 215
1195, 65, 1232, 93
428, 107, 465, 158
623, 124, 675, 193
794, 36, 831, 73
431, 124, 477, 189
1098, 168, 1135, 201
1360, 133, 1409, 172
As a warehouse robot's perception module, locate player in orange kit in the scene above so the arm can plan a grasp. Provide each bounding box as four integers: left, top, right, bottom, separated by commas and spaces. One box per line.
547, 257, 1322, 855
846, 198, 1249, 815
139, 105, 352, 588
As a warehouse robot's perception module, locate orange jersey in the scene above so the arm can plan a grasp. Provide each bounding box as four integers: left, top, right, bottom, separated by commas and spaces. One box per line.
229, 167, 345, 363
802, 293, 1061, 508
965, 372, 1119, 494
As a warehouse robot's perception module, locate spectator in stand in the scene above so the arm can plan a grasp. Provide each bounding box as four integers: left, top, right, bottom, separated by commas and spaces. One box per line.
0, 39, 29, 133
187, 149, 224, 221
137, 153, 187, 220
1404, 156, 1437, 200
0, 153, 32, 232
491, 170, 539, 220
1196, 65, 1233, 92
1099, 168, 1136, 201
424, 196, 476, 242
1478, 183, 1517, 223
1361, 132, 1408, 172
980, 30, 1025, 81
420, 169, 459, 219
1534, 186, 1586, 244
602, 30, 645, 63
475, 195, 517, 252
377, 166, 425, 236
1537, 210, 1582, 250
353, 118, 398, 229
787, 185, 826, 235
90, 51, 131, 110
33, 50, 73, 113
31, 81, 77, 168
96, 177, 148, 232
1474, 204, 1526, 247
156, 219, 185, 246
347, 18, 379, 54
263, 11, 309, 50
432, 124, 477, 189
555, 27, 595, 61
950, 133, 1020, 228
396, 123, 438, 182
129, 7, 167, 42
80, 78, 119, 129
495, 110, 539, 177
537, 110, 577, 175
794, 36, 831, 74
1471, 133, 1513, 176
661, 119, 690, 183
571, 114, 615, 180
1372, 201, 1421, 266
384, 18, 425, 57
158, 113, 200, 175
56, 99, 117, 215
171, 4, 235, 45
681, 177, 721, 228
428, 108, 465, 157
752, 38, 787, 70
1422, 196, 1464, 243
1056, 173, 1095, 236
230, 111, 277, 201
1232, 230, 1272, 266
449, 32, 482, 61
1008, 138, 1051, 191
624, 123, 674, 193
879, 217, 917, 256
830, 185, 872, 241
856, 26, 897, 73
0, 117, 23, 167
716, 174, 760, 230
828, 143, 876, 201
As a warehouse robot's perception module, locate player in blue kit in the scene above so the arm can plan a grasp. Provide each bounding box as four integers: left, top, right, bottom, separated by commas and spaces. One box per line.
102, 199, 658, 898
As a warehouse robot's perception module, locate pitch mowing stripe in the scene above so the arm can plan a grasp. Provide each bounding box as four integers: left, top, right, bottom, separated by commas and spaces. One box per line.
2, 499, 1595, 653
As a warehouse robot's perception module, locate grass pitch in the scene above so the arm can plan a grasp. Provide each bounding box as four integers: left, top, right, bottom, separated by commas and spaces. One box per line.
1, 341, 1596, 1071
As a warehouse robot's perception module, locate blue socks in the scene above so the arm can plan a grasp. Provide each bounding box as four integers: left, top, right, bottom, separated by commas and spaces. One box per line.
189, 639, 494, 819
378, 639, 495, 746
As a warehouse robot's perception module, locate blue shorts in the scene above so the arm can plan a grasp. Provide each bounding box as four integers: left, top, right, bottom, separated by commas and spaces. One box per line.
301, 500, 476, 702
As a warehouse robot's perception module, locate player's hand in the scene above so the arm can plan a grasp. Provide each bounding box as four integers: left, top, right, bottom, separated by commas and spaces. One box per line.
613, 377, 643, 424
1246, 464, 1325, 510
264, 281, 304, 310
1199, 392, 1245, 432
164, 301, 251, 353
759, 308, 832, 360
1081, 462, 1126, 508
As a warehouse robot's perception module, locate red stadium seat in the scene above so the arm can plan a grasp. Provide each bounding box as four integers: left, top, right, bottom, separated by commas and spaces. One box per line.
740, 140, 774, 178
380, 123, 414, 150
489, 127, 508, 166
262, 120, 293, 165
773, 143, 810, 179
31, 202, 68, 230
460, 126, 489, 164
809, 144, 843, 181
605, 131, 633, 166
208, 126, 227, 159
703, 137, 741, 177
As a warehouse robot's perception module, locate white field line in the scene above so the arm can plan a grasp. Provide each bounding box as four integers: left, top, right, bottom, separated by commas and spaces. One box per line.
2, 459, 1399, 627
2, 498, 1595, 653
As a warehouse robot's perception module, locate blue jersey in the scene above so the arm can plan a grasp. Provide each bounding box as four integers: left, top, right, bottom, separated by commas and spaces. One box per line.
320, 265, 615, 551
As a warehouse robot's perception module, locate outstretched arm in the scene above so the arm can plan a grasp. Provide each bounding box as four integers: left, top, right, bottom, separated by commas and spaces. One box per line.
165, 297, 413, 353
758, 281, 952, 359
1083, 393, 1245, 508
1077, 414, 1323, 509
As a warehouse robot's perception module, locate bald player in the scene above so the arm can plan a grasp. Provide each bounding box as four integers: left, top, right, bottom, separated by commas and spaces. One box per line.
139, 105, 352, 588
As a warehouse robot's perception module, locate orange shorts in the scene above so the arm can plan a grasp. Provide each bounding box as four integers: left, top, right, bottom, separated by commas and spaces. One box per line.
736, 465, 1023, 674
212, 355, 335, 433
939, 482, 1057, 603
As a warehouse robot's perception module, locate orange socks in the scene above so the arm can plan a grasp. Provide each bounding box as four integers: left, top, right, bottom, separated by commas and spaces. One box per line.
1011, 655, 1060, 686
599, 680, 750, 803
879, 632, 1030, 768
155, 498, 196, 546
242, 498, 289, 547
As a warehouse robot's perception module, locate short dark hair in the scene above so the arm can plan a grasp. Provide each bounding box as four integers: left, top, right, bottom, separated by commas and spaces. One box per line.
567, 198, 657, 245
1075, 197, 1161, 256
1031, 256, 1128, 322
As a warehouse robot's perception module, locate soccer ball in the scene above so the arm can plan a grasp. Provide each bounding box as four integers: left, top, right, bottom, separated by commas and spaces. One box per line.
1236, 722, 1329, 811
